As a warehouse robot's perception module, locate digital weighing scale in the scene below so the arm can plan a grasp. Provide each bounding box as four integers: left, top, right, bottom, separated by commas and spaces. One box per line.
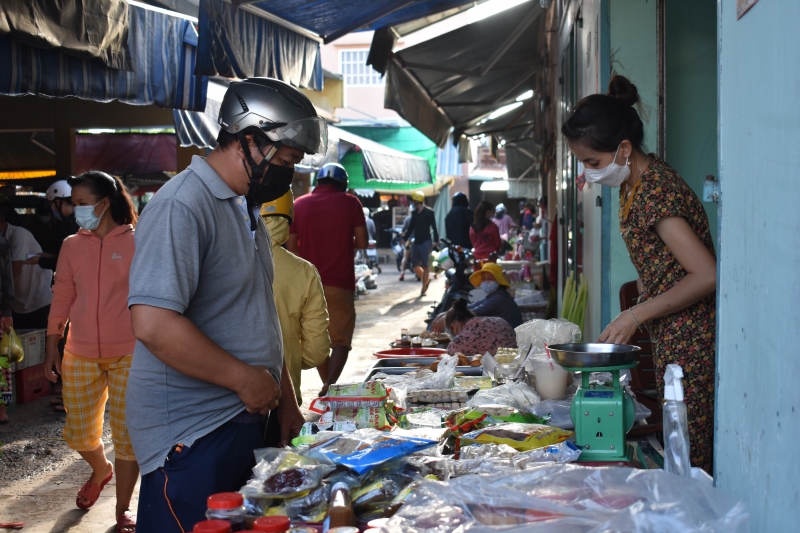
548, 343, 641, 463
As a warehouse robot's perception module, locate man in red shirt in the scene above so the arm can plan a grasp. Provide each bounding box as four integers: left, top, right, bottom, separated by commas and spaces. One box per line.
288, 163, 367, 396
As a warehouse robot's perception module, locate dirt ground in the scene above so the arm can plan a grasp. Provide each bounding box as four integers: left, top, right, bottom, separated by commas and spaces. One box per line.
0, 260, 445, 532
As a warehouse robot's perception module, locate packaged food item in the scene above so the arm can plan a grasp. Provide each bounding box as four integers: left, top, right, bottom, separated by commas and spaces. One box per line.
322, 482, 355, 532
445, 405, 547, 438
398, 407, 446, 429
243, 449, 334, 500
304, 429, 438, 475
468, 381, 541, 411
309, 382, 393, 430
206, 492, 246, 530
454, 376, 493, 390
456, 423, 573, 453
263, 484, 329, 523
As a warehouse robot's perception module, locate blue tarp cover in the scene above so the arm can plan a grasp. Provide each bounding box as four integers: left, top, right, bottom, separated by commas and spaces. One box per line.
0, 2, 207, 111
197, 0, 322, 90
252, 0, 477, 41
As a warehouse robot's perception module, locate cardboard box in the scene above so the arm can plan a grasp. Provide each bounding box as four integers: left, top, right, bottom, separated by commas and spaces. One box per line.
13, 329, 46, 370
15, 363, 51, 404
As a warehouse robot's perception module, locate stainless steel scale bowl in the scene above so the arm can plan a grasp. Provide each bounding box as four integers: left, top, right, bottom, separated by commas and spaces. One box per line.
547, 343, 640, 368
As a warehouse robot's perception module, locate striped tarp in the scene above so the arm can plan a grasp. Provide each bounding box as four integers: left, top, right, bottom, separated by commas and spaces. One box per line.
0, 3, 207, 111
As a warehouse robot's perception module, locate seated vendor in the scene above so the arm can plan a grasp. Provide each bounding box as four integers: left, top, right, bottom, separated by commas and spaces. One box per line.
445, 298, 517, 357
432, 263, 524, 333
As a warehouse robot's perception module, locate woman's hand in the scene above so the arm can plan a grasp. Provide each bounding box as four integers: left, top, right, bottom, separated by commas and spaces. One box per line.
0, 316, 12, 332
44, 339, 62, 384
430, 313, 446, 334
597, 310, 639, 345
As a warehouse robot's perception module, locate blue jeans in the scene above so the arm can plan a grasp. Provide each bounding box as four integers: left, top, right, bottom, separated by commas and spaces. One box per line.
136, 411, 265, 533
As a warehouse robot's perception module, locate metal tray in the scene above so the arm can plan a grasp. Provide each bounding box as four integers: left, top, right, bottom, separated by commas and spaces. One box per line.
371, 357, 438, 368
547, 343, 641, 368
363, 366, 482, 382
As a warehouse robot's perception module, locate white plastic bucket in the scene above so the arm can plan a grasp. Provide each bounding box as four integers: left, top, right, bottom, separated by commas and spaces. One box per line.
533, 357, 569, 400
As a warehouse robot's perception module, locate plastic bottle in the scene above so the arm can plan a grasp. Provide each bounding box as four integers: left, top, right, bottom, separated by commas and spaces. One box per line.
663, 364, 691, 477
322, 482, 356, 532
194, 520, 233, 533
252, 516, 290, 533
206, 492, 246, 531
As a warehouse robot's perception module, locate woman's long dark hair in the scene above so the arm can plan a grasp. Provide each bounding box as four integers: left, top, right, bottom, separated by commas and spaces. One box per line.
69, 171, 138, 227
473, 201, 494, 232
445, 297, 475, 330
561, 75, 645, 152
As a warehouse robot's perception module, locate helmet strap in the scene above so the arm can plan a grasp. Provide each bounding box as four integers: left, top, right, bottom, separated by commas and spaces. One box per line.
238, 132, 279, 206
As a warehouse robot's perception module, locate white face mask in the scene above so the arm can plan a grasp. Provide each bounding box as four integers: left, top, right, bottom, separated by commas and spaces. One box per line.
480, 281, 499, 295
584, 144, 630, 188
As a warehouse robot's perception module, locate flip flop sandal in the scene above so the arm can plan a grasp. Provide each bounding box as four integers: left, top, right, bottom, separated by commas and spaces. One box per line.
0, 522, 25, 529
117, 510, 136, 533
54, 404, 66, 412
50, 397, 63, 405
76, 469, 113, 510
0, 418, 9, 425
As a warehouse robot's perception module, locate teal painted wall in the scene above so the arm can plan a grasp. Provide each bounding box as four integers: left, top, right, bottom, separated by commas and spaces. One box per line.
716, 1, 800, 530
606, 0, 656, 319
665, 0, 718, 246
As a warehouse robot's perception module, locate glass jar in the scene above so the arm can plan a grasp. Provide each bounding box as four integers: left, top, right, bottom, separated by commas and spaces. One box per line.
193, 520, 233, 533
206, 492, 246, 531
252, 516, 290, 533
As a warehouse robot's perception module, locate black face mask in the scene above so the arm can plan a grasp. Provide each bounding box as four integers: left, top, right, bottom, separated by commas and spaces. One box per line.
239, 132, 294, 206
247, 163, 294, 205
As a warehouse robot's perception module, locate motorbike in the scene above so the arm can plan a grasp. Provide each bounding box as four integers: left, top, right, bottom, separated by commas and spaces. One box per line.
388, 226, 405, 271
426, 238, 475, 330
355, 240, 381, 274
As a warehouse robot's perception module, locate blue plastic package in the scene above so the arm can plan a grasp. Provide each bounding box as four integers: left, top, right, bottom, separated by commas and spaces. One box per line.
304, 428, 437, 475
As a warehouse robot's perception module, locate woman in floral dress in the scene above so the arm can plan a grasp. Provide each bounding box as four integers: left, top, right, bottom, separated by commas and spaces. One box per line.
561, 76, 717, 473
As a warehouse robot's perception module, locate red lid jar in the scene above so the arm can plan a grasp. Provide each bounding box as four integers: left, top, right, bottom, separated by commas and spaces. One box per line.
207, 492, 245, 509
253, 516, 291, 532
193, 519, 233, 533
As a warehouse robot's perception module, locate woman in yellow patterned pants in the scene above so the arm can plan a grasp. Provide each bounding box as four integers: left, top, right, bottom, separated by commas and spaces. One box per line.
42, 172, 139, 532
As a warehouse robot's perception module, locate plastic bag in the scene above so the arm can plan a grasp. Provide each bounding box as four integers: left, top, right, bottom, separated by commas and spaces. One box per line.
383, 464, 749, 532
303, 428, 438, 475
0, 328, 24, 363
457, 423, 573, 452
514, 318, 581, 363
308, 381, 393, 430
262, 484, 330, 522
468, 381, 541, 411
243, 449, 334, 499
531, 391, 652, 430
408, 354, 458, 391
445, 405, 546, 438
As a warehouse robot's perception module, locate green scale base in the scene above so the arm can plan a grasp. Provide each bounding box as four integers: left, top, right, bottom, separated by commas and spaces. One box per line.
561, 362, 639, 463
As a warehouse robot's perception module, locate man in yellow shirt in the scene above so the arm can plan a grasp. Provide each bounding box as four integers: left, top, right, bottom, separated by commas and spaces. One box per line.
261, 191, 330, 409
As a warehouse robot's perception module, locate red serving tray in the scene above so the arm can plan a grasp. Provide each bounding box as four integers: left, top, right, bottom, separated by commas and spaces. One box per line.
373, 347, 447, 359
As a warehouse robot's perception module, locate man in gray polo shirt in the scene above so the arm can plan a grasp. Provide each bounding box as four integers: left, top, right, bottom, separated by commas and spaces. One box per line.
126, 78, 328, 533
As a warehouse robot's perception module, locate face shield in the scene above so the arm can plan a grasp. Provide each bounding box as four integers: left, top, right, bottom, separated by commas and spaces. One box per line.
264, 116, 328, 155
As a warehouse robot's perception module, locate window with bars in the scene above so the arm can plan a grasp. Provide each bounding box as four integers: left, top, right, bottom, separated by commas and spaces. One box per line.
340, 49, 383, 86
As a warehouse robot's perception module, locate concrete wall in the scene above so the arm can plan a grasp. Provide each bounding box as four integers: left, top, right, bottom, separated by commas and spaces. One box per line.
665, 0, 718, 246
716, 1, 800, 530
605, 0, 657, 320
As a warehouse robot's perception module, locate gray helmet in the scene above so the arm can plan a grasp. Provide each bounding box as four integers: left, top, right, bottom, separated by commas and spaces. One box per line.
218, 78, 328, 155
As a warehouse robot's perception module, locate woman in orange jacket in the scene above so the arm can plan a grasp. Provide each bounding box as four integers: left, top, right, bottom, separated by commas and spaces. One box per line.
43, 171, 139, 533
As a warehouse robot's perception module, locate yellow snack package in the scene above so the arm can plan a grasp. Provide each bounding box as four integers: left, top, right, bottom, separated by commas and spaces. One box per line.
456, 423, 573, 454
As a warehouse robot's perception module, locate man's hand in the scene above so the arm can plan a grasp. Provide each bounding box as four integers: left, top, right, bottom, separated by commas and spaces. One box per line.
277, 397, 305, 447
430, 313, 446, 334
236, 365, 281, 415
0, 316, 12, 332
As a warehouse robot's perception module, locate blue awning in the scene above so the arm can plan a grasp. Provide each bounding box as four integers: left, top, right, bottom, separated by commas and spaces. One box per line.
0, 2, 207, 111
250, 0, 480, 43
196, 0, 322, 90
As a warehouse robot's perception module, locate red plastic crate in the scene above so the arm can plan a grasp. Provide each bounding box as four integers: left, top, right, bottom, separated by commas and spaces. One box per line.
15, 363, 51, 404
